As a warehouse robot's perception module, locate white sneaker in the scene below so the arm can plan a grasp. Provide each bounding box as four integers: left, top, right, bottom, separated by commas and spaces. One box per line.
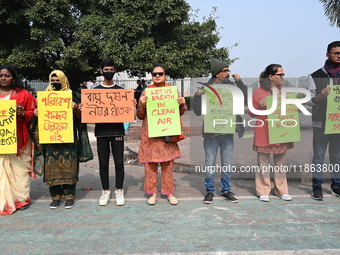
278, 194, 292, 201
115, 189, 125, 206
259, 195, 270, 202
99, 190, 111, 206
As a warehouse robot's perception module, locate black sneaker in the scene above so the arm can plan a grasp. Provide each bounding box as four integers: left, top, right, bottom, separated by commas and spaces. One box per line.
331, 187, 340, 198
65, 200, 74, 209
222, 191, 239, 203
203, 192, 214, 204
312, 186, 323, 201
50, 200, 61, 209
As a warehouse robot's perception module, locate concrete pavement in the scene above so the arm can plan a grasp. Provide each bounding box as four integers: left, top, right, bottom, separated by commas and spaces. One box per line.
2, 108, 340, 255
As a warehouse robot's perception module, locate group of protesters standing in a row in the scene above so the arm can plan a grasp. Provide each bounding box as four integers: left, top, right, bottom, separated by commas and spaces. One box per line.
1, 41, 339, 215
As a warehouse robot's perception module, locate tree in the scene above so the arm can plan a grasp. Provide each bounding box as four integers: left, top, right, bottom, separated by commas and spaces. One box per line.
320, 0, 340, 27
0, 0, 235, 90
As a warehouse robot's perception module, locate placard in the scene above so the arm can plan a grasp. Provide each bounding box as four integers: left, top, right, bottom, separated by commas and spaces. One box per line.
203, 85, 236, 134
37, 91, 74, 144
0, 100, 17, 154
145, 86, 181, 137
267, 93, 301, 144
81, 89, 134, 123
325, 85, 340, 134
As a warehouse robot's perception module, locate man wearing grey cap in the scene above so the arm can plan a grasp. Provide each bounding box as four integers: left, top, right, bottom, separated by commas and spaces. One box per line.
192, 58, 247, 204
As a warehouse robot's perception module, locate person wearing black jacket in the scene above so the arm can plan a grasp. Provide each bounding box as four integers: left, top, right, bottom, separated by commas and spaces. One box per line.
307, 41, 340, 201
192, 58, 247, 204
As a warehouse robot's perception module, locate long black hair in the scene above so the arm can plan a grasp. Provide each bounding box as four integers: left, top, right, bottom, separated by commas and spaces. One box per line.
0, 64, 24, 90
259, 64, 282, 92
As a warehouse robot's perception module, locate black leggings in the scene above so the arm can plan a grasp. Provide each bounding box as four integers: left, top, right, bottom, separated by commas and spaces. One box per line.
97, 136, 125, 190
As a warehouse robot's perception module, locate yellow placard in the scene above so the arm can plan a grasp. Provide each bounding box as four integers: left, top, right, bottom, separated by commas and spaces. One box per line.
0, 100, 17, 154
37, 91, 74, 144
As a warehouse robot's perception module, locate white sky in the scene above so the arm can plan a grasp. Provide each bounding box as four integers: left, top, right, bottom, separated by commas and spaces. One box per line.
186, 0, 340, 78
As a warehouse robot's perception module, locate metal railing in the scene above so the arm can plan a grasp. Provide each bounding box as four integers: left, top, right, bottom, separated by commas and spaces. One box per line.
27, 77, 309, 97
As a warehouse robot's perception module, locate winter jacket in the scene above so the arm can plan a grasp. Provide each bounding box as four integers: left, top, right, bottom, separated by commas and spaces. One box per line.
307, 67, 332, 125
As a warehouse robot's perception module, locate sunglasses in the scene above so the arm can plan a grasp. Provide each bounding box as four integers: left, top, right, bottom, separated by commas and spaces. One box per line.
152, 72, 165, 77
273, 73, 285, 77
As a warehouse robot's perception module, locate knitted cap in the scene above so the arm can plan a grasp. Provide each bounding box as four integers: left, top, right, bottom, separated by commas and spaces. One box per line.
210, 58, 229, 76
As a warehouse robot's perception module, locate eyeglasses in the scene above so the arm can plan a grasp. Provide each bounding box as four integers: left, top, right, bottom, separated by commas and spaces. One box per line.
329, 52, 340, 56
273, 73, 285, 77
220, 69, 231, 73
152, 72, 165, 77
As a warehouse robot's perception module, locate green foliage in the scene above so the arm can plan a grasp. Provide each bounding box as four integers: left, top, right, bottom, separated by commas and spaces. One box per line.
25, 82, 37, 97
320, 0, 340, 27
0, 0, 235, 90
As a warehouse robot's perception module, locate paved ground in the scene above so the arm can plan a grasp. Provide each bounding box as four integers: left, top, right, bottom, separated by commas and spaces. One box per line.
2, 108, 340, 255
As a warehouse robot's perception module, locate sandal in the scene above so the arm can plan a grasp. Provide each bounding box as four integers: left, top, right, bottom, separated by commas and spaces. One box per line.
147, 196, 157, 205
167, 195, 178, 205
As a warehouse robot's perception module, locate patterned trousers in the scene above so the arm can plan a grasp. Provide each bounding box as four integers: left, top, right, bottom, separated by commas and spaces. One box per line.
144, 160, 174, 195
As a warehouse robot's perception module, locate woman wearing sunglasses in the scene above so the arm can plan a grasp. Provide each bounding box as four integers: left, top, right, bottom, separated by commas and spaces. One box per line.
248, 64, 293, 202
137, 65, 187, 205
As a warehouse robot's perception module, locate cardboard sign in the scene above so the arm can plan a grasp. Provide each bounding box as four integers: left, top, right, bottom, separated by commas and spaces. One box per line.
203, 85, 236, 134
146, 86, 181, 137
325, 85, 340, 134
81, 89, 134, 123
0, 100, 17, 154
37, 91, 74, 144
267, 93, 301, 144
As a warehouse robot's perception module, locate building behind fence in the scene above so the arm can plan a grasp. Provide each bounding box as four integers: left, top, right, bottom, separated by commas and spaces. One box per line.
27, 74, 309, 98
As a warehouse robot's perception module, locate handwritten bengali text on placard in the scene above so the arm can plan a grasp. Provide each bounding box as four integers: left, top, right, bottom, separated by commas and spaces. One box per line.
325, 85, 340, 134
81, 89, 134, 123
203, 85, 236, 134
267, 93, 301, 144
37, 91, 74, 144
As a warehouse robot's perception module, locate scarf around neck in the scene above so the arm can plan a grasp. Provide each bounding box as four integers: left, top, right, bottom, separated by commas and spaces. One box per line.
324, 59, 340, 84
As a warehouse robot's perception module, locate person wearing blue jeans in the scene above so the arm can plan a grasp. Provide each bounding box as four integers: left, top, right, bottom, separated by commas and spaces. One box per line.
192, 58, 247, 204
204, 134, 234, 195
307, 41, 340, 200
310, 127, 340, 199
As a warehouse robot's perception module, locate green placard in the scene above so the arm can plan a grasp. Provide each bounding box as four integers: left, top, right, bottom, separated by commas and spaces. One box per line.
146, 86, 181, 138
325, 85, 340, 134
267, 93, 301, 144
203, 85, 236, 134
